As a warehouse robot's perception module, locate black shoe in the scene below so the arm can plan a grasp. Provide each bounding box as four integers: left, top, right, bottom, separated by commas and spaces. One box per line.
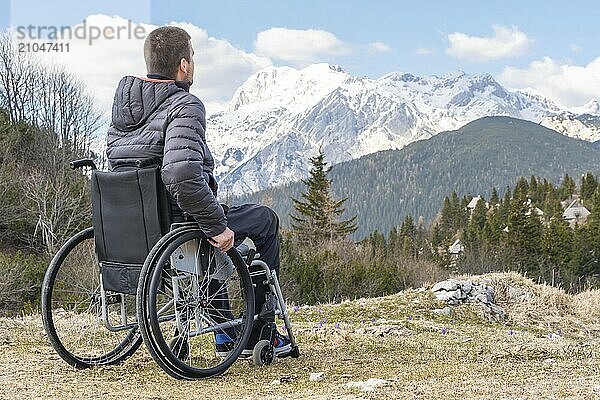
215, 341, 235, 358
273, 331, 292, 357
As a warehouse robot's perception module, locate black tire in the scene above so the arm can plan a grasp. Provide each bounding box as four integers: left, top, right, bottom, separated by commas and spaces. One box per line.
137, 226, 255, 379
41, 227, 142, 369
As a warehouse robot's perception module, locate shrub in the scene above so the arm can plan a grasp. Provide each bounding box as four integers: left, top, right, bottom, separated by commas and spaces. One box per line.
0, 250, 48, 315
280, 236, 445, 304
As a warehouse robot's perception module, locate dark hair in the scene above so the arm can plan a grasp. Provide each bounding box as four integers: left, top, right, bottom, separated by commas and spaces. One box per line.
144, 26, 192, 79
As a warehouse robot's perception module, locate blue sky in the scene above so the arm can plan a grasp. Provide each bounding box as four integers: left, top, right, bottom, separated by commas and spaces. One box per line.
2, 0, 599, 110
3, 0, 598, 77
152, 0, 599, 78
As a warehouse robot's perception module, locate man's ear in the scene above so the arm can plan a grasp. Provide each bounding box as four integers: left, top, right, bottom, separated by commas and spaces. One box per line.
180, 58, 188, 74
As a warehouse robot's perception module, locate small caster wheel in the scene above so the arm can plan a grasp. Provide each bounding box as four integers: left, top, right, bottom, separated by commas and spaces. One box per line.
169, 336, 190, 361
252, 339, 276, 367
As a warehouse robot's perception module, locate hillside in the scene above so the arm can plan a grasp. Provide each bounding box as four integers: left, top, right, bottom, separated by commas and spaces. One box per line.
234, 116, 600, 239
2, 272, 599, 399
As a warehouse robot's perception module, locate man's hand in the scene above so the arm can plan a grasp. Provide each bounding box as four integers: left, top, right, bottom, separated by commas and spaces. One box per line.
208, 227, 235, 251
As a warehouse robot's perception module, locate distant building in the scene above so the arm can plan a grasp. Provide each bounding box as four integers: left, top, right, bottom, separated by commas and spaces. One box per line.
562, 199, 591, 228
448, 239, 464, 255
560, 194, 580, 209
467, 196, 488, 214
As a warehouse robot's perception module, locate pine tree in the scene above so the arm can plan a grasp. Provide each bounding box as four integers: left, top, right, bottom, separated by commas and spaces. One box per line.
388, 226, 400, 249
465, 196, 488, 249
558, 174, 576, 200
438, 196, 455, 243
431, 223, 443, 247
490, 187, 500, 206
459, 195, 470, 230
400, 215, 416, 239
514, 177, 529, 200
578, 189, 600, 277
290, 149, 357, 245
399, 215, 417, 257
543, 189, 563, 219
507, 184, 543, 274
366, 230, 386, 257
529, 176, 540, 203
483, 207, 501, 246
580, 172, 598, 206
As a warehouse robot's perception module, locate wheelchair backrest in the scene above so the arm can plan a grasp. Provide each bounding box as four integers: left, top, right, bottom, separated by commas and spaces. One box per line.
91, 167, 171, 293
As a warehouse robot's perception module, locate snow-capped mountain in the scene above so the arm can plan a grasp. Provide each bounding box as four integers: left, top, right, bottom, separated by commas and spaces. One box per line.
539, 99, 600, 142
206, 63, 597, 197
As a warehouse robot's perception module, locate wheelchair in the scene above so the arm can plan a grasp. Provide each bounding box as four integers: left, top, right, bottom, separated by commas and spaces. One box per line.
40, 159, 299, 380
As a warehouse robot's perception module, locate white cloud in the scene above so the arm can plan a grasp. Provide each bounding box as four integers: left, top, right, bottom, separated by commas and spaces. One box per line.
446, 25, 532, 62
23, 14, 272, 117
416, 46, 436, 55
368, 41, 392, 54
498, 56, 600, 107
254, 27, 352, 66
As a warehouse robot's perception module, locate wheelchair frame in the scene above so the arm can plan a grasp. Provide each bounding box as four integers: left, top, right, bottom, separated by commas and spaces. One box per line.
40, 159, 299, 380
249, 259, 299, 361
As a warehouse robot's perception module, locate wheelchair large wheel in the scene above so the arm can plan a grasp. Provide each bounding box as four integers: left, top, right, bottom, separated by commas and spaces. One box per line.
41, 228, 142, 369
137, 226, 255, 379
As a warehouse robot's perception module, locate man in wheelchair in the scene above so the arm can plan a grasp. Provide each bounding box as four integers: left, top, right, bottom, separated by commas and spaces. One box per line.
105, 26, 291, 359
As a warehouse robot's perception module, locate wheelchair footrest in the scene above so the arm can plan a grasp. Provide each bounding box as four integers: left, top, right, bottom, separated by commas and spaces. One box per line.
258, 293, 277, 323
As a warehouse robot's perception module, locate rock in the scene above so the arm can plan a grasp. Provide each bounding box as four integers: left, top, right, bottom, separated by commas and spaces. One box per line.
270, 379, 281, 385
485, 303, 506, 319
309, 372, 325, 382
433, 288, 462, 302
433, 307, 453, 316
462, 281, 473, 294
474, 293, 490, 304
431, 279, 505, 319
432, 279, 460, 292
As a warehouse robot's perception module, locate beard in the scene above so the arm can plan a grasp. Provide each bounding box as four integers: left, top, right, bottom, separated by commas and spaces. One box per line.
185, 69, 193, 87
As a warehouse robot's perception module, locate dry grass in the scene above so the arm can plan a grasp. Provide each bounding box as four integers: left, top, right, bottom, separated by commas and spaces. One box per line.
456, 272, 600, 338
1, 272, 599, 399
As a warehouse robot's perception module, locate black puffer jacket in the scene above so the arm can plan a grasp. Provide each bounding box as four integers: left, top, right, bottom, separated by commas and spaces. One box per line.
106, 75, 226, 237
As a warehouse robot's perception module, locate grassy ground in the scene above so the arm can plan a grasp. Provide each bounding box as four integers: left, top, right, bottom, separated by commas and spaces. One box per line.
1, 272, 599, 399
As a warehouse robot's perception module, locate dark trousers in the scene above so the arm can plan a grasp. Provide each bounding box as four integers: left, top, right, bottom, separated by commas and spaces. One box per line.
226, 203, 281, 274
225, 203, 281, 342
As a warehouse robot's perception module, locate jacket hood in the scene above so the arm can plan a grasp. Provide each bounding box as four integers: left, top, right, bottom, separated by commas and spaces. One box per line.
111, 76, 182, 132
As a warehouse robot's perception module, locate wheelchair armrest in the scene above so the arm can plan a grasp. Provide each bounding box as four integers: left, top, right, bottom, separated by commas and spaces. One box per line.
70, 159, 97, 170
235, 243, 260, 260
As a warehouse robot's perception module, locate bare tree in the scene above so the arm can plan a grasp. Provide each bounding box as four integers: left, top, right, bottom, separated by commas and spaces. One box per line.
34, 66, 101, 154
0, 33, 102, 154
0, 34, 101, 252
24, 167, 90, 254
